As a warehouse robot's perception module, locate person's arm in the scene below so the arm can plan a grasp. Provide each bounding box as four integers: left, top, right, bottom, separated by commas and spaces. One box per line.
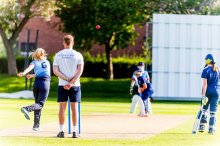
130, 80, 135, 87
139, 83, 147, 93
69, 63, 84, 84
201, 78, 209, 105
145, 71, 151, 82
63, 64, 84, 90
131, 76, 137, 87
130, 79, 135, 95
26, 74, 36, 79
201, 78, 207, 96
147, 77, 150, 83
130, 76, 138, 94
17, 64, 35, 77
53, 65, 70, 81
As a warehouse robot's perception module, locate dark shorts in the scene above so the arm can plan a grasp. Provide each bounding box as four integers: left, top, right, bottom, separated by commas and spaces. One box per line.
57, 86, 81, 102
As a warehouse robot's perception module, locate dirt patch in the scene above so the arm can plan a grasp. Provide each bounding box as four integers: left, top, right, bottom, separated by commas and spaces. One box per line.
0, 114, 192, 139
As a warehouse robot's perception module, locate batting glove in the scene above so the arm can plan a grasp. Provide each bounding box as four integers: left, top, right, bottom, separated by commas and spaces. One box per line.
201, 96, 208, 105
130, 86, 133, 95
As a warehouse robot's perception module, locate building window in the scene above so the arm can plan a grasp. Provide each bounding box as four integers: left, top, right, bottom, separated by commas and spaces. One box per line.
20, 42, 36, 53
20, 42, 36, 56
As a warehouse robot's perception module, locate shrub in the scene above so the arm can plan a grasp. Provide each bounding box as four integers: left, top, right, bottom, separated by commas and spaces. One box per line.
0, 56, 151, 78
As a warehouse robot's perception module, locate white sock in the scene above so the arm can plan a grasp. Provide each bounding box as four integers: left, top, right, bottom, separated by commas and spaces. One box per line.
73, 126, 77, 133
60, 125, 64, 132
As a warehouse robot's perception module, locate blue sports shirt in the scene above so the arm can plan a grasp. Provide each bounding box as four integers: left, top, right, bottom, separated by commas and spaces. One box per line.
137, 76, 154, 100
132, 70, 150, 86
201, 66, 220, 97
30, 60, 51, 78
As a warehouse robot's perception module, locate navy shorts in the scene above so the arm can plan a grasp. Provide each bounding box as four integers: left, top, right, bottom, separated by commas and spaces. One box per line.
57, 86, 81, 102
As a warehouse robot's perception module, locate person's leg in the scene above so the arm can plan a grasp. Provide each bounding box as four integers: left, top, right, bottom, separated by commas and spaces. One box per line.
32, 79, 50, 130
59, 102, 67, 129
22, 79, 49, 112
71, 102, 78, 132
33, 85, 40, 130
146, 90, 154, 114
137, 92, 147, 117
199, 99, 209, 132
57, 86, 68, 138
21, 81, 39, 120
143, 99, 149, 114
130, 95, 138, 113
33, 110, 41, 131
69, 86, 81, 138
147, 98, 153, 114
56, 102, 67, 138
141, 89, 154, 115
208, 96, 219, 134
137, 96, 146, 116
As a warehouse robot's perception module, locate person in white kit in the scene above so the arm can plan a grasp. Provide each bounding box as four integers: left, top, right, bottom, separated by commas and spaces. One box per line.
53, 35, 84, 138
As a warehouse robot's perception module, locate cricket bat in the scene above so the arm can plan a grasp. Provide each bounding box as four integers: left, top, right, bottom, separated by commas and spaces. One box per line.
192, 102, 204, 134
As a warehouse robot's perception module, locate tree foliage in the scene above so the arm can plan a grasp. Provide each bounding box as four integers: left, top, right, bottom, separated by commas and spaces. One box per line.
1, 0, 218, 76
143, 0, 220, 20
0, 0, 57, 75
56, 0, 146, 79
56, 0, 220, 79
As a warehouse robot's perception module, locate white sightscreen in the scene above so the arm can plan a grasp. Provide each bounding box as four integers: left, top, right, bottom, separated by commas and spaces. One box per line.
152, 14, 220, 100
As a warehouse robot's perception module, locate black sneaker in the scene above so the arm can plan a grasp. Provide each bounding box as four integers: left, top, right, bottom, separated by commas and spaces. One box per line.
57, 131, 64, 138
33, 124, 40, 131
72, 132, 79, 138
199, 125, 205, 133
21, 107, 30, 120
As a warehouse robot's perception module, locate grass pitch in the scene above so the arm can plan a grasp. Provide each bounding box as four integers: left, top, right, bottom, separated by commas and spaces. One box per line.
1, 98, 219, 146
0, 74, 220, 146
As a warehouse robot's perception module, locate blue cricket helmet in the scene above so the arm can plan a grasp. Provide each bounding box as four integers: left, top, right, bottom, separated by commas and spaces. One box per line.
205, 54, 216, 64
134, 67, 142, 73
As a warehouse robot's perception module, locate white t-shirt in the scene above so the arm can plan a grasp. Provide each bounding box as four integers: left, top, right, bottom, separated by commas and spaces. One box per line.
53, 48, 84, 86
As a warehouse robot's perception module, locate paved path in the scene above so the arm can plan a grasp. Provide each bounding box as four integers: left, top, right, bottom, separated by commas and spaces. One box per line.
0, 114, 192, 139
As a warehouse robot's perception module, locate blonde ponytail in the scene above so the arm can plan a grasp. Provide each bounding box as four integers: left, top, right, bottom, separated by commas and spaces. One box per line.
212, 64, 219, 72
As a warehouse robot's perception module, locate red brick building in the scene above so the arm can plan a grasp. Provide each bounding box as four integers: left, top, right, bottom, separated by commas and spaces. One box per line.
19, 16, 147, 57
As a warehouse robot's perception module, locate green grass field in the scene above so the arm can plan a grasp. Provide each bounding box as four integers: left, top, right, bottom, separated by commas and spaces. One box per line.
0, 74, 220, 146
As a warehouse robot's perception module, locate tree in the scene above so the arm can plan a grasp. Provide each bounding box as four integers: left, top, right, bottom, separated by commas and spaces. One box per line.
56, 0, 220, 79
56, 0, 146, 80
143, 0, 220, 19
0, 0, 57, 75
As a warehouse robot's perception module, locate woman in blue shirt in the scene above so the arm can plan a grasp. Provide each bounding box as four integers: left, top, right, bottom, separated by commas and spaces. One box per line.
199, 54, 220, 134
17, 48, 50, 131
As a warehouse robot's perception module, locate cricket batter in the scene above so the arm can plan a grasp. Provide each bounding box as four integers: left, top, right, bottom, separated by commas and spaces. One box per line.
53, 35, 84, 138
199, 54, 220, 134
18, 48, 50, 131
130, 62, 153, 115
131, 67, 154, 117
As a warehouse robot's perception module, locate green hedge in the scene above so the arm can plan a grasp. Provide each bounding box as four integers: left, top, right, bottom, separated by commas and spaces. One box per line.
0, 57, 151, 79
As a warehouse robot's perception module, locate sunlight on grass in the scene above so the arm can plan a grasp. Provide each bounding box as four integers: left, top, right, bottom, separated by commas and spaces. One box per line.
1, 98, 220, 146
145, 118, 220, 146
1, 74, 220, 145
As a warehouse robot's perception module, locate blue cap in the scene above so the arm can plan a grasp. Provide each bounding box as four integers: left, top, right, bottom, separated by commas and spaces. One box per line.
205, 54, 216, 64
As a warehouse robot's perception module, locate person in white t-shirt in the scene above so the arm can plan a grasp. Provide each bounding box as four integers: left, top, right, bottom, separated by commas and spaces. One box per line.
53, 35, 84, 138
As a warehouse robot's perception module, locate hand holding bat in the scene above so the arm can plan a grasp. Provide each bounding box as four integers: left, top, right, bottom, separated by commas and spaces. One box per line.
201, 96, 208, 105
